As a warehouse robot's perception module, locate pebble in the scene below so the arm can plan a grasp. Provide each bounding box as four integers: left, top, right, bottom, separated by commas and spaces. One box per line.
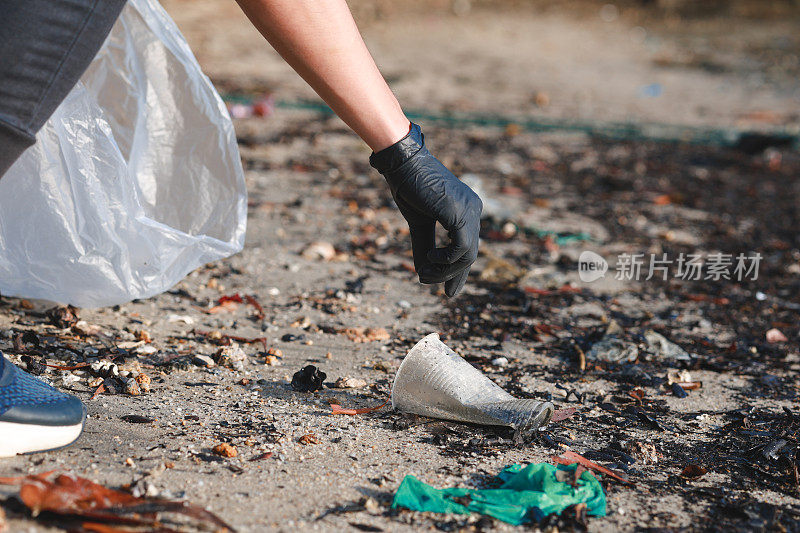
193, 354, 216, 368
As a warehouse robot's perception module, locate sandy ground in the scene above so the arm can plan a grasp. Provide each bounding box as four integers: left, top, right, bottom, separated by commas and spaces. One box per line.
2, 1, 800, 532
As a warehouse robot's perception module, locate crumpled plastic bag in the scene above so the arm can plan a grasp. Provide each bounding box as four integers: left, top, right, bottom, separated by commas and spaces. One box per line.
0, 0, 246, 308
391, 463, 606, 525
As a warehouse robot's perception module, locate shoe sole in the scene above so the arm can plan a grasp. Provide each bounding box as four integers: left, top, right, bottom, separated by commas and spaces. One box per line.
0, 419, 85, 457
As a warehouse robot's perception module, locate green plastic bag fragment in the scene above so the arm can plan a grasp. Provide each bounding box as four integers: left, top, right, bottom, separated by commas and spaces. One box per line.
391, 463, 606, 525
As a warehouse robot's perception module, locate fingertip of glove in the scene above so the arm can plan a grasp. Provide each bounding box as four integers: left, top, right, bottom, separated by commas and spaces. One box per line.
444, 274, 469, 298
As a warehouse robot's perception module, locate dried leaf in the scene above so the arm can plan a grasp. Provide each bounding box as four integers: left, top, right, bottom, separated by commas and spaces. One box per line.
1, 472, 235, 531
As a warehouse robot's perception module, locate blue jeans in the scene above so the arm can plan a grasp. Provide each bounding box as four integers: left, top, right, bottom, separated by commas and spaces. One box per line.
0, 0, 127, 176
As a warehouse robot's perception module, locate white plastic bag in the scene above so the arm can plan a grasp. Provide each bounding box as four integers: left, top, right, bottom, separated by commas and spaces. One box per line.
0, 0, 247, 308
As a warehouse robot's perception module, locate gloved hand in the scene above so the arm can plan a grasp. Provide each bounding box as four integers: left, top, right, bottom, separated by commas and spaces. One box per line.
370, 123, 482, 297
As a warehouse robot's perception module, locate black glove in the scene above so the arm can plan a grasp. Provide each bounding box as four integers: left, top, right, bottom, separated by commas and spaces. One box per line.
370, 123, 482, 297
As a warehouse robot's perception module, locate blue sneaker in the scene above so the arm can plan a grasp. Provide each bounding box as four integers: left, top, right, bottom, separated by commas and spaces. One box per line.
0, 353, 86, 457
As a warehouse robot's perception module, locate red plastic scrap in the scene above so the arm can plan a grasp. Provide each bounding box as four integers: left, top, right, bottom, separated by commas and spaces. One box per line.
551, 451, 634, 486
208, 293, 265, 319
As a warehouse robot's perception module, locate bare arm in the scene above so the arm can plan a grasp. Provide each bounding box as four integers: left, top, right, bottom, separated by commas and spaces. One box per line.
235, 0, 410, 152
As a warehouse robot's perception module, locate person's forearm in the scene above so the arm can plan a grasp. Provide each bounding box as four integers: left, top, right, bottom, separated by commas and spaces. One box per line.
235, 0, 410, 152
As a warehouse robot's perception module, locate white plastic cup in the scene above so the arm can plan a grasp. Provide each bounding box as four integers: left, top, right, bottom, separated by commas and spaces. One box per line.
392, 333, 553, 429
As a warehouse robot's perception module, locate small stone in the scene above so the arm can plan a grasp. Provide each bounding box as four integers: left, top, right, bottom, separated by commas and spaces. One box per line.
297, 433, 320, 445
193, 354, 216, 368
667, 369, 692, 385
301, 241, 336, 261
72, 320, 102, 337
766, 328, 788, 343
333, 376, 368, 389
625, 441, 659, 464
136, 373, 151, 393
215, 343, 247, 370
91, 360, 119, 378
59, 371, 80, 387
491, 356, 509, 367
124, 378, 141, 396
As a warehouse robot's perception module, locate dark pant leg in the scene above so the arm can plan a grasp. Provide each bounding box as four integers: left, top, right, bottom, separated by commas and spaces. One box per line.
0, 0, 128, 177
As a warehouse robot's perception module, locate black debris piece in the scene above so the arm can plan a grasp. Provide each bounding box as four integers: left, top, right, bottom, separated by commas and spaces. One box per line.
291, 365, 327, 392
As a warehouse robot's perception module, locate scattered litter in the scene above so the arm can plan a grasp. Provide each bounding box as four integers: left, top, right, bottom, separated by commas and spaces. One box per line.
391, 333, 553, 429
291, 365, 327, 392
0, 471, 234, 532
391, 462, 605, 525
585, 321, 638, 363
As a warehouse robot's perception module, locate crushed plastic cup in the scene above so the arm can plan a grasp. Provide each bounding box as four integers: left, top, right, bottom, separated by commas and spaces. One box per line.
391, 333, 554, 430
